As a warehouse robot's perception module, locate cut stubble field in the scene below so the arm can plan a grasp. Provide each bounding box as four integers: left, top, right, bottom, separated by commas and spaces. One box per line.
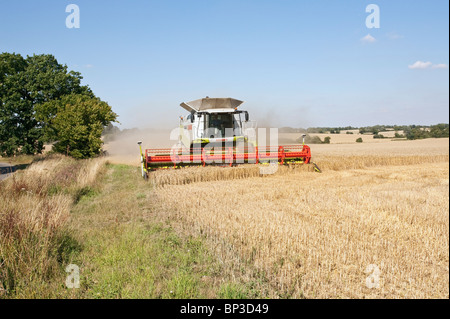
147, 138, 449, 298
153, 162, 449, 298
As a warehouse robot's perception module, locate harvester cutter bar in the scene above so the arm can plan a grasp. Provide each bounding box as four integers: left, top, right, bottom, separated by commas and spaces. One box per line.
144, 144, 311, 169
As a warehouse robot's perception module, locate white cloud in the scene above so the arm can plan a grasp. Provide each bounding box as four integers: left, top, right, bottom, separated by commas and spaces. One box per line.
409, 61, 448, 70
432, 64, 449, 69
361, 34, 376, 43
84, 64, 94, 68
408, 61, 433, 69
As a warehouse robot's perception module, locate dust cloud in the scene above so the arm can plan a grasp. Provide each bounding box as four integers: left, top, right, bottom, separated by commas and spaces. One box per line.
103, 127, 177, 166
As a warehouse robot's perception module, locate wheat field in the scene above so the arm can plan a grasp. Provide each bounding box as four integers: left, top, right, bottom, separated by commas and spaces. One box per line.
1, 140, 447, 298
145, 139, 449, 298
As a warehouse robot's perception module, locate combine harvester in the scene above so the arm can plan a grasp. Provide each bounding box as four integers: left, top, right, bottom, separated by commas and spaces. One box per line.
138, 97, 320, 179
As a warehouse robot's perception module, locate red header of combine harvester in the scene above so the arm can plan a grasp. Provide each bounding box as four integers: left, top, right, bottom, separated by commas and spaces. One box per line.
143, 144, 311, 170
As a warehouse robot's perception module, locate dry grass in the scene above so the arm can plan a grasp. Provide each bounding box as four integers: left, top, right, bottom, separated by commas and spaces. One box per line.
0, 154, 107, 298
147, 152, 449, 298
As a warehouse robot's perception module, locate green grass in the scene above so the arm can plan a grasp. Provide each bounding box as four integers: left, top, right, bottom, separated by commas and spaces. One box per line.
1, 161, 266, 299
52, 164, 257, 298
69, 224, 221, 298
218, 283, 252, 299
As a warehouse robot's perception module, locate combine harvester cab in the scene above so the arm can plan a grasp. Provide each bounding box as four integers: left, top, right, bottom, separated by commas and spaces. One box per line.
138, 97, 320, 178
179, 97, 255, 149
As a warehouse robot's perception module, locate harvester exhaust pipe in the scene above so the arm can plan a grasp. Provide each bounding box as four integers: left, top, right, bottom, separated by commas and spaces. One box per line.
302, 134, 307, 145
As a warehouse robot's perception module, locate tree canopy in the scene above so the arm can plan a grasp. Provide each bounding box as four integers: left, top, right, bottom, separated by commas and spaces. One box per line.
0, 52, 117, 158
405, 124, 449, 140
37, 94, 117, 159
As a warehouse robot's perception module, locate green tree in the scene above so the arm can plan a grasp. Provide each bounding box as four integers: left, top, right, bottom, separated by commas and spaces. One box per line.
430, 124, 449, 138
0, 53, 93, 156
406, 128, 426, 140
0, 53, 39, 156
37, 94, 117, 159
356, 137, 363, 143
323, 136, 331, 144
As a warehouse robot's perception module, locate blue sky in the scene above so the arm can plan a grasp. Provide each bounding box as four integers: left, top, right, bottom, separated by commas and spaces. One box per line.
1, 0, 448, 129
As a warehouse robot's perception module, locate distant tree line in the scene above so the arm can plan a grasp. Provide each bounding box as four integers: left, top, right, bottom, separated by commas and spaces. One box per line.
306, 126, 358, 134
279, 124, 449, 141
0, 52, 117, 159
296, 134, 331, 144
278, 127, 307, 133
404, 124, 449, 140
